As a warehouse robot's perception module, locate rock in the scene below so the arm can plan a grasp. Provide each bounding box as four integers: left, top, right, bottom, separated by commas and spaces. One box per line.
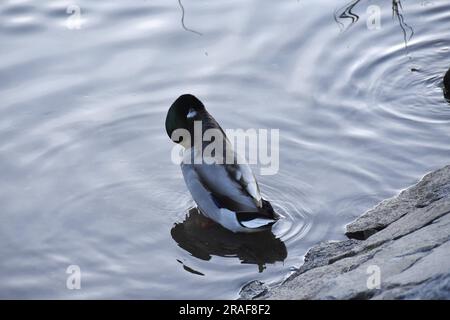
238, 281, 268, 300
346, 165, 450, 240
240, 165, 450, 300
293, 239, 360, 275
384, 274, 450, 300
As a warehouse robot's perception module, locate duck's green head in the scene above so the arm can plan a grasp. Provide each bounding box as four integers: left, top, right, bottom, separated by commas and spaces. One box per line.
165, 94, 206, 143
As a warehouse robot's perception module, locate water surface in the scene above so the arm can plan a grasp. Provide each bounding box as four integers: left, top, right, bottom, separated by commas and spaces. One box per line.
0, 0, 449, 299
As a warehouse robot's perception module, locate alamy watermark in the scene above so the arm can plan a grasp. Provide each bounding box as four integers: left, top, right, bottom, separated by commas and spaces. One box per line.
170, 121, 280, 175
366, 5, 382, 30
66, 265, 81, 290
66, 4, 82, 30
366, 265, 381, 289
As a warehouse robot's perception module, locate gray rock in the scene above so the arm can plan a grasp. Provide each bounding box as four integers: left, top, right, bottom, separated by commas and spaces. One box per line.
346, 165, 450, 240
238, 281, 268, 300
240, 165, 450, 300
391, 274, 450, 300
295, 239, 360, 275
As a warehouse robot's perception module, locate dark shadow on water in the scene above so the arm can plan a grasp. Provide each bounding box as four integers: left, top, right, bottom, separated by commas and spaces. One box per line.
171, 208, 287, 273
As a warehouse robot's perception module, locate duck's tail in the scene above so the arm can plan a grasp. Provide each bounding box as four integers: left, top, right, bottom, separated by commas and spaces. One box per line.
236, 199, 279, 231
239, 217, 277, 229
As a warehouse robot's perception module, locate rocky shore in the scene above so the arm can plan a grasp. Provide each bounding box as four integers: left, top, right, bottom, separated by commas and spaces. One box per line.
240, 165, 450, 300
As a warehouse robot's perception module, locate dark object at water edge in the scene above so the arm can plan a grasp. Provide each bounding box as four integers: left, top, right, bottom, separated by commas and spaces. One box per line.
444, 68, 450, 99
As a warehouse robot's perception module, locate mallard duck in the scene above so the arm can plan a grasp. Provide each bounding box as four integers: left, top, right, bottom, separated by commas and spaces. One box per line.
165, 94, 279, 233
444, 68, 450, 99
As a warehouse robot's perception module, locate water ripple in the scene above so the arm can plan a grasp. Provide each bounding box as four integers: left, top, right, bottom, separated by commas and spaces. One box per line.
0, 0, 449, 299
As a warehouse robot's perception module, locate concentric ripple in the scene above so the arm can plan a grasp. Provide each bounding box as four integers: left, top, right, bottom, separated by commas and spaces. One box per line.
259, 179, 313, 245
316, 0, 450, 124
0, 0, 449, 299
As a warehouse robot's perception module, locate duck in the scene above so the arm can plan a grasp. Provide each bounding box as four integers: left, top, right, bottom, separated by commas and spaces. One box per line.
165, 94, 279, 233
444, 68, 450, 99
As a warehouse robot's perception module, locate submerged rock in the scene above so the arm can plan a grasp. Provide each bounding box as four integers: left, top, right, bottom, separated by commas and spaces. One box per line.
240, 165, 450, 300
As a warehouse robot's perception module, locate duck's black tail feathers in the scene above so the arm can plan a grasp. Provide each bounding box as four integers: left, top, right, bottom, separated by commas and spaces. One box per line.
261, 199, 279, 219
235, 199, 279, 230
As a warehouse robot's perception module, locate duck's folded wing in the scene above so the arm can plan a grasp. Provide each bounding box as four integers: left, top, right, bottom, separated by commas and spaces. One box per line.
225, 161, 262, 207
185, 160, 262, 213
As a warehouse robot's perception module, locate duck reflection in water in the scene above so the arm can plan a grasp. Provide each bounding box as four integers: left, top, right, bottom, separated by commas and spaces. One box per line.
171, 208, 287, 273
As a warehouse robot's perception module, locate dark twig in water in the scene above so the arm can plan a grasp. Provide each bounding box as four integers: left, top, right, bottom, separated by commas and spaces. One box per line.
392, 0, 414, 48
334, 0, 414, 50
334, 0, 361, 31
178, 0, 202, 36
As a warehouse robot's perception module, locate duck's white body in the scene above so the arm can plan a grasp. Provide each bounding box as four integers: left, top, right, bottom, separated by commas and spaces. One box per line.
181, 147, 277, 233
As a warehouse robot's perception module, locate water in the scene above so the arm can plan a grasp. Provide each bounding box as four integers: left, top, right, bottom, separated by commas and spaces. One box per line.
0, 0, 449, 299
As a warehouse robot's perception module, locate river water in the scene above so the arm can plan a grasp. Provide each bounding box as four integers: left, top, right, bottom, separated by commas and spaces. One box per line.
0, 0, 449, 298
